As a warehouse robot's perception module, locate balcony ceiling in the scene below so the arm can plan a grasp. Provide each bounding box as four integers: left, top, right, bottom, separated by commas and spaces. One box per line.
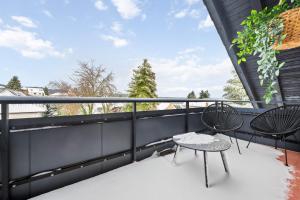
203, 0, 300, 108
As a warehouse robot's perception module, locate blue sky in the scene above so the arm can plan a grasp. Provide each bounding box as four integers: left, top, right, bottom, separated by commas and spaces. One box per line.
0, 0, 233, 97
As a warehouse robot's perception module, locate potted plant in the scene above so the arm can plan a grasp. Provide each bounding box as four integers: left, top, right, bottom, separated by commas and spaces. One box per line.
232, 0, 300, 103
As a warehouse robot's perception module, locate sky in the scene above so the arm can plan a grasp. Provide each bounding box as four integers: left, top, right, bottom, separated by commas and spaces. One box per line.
0, 0, 234, 98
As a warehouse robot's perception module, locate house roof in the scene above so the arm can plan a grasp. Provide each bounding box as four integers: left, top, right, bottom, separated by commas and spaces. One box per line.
0, 88, 46, 114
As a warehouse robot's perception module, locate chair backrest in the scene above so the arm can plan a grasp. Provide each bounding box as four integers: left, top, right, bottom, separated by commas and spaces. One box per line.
250, 105, 300, 135
201, 103, 243, 133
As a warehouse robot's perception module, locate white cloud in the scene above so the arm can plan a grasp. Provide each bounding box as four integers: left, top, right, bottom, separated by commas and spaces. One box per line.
189, 9, 200, 18
94, 0, 107, 11
0, 26, 66, 59
111, 0, 141, 19
43, 10, 54, 18
64, 0, 70, 5
173, 8, 200, 19
101, 35, 128, 47
185, 0, 200, 6
111, 21, 122, 34
174, 9, 188, 18
146, 47, 233, 97
198, 15, 214, 29
11, 16, 37, 28
0, 18, 3, 24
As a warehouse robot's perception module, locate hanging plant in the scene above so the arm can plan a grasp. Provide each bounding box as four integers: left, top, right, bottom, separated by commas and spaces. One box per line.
232, 0, 300, 103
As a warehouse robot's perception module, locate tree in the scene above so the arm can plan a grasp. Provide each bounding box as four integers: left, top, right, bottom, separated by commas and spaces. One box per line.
43, 87, 49, 96
48, 81, 80, 116
72, 61, 116, 114
49, 60, 116, 115
6, 76, 21, 91
223, 70, 249, 105
126, 59, 158, 111
187, 91, 196, 99
199, 90, 210, 99
42, 86, 57, 117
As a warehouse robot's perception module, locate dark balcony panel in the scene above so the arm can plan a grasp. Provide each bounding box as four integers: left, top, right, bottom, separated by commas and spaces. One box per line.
136, 115, 185, 147
102, 154, 132, 173
188, 113, 205, 132
29, 124, 102, 174
102, 121, 132, 156
10, 184, 30, 200
9, 132, 30, 180
29, 162, 102, 198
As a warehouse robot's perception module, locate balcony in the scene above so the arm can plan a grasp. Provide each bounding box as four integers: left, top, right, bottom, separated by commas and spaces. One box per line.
0, 96, 299, 200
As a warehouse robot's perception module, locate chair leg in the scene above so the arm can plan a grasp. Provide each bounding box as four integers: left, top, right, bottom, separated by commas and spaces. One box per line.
246, 135, 255, 148
275, 139, 278, 149
229, 136, 233, 144
233, 132, 241, 154
283, 137, 288, 166
203, 151, 208, 188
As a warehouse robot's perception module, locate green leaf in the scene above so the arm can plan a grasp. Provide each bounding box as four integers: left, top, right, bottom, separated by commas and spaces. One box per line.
251, 10, 257, 15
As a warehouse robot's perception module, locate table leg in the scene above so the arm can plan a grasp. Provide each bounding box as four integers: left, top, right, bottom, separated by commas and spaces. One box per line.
203, 151, 208, 188
173, 145, 180, 161
195, 150, 197, 156
220, 151, 229, 173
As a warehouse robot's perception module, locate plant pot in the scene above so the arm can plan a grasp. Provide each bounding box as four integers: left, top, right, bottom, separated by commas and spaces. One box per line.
274, 7, 300, 50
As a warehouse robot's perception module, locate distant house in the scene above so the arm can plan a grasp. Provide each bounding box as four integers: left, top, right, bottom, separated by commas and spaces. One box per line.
0, 86, 25, 97
49, 92, 68, 97
0, 87, 46, 119
22, 87, 45, 96
157, 103, 178, 110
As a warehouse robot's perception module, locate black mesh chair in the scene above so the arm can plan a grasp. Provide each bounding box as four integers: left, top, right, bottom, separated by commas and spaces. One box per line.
201, 103, 244, 154
249, 105, 300, 166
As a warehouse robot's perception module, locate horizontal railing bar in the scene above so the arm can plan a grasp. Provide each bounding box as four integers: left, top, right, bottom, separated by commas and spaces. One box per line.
0, 96, 289, 104
7, 108, 204, 130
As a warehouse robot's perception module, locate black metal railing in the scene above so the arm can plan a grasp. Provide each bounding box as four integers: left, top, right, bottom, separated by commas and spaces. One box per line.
0, 96, 294, 200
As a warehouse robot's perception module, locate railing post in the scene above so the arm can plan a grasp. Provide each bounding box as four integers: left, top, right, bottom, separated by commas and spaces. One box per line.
132, 102, 137, 162
185, 101, 189, 132
1, 103, 10, 200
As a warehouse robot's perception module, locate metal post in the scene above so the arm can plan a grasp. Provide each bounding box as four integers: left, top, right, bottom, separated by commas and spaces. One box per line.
132, 102, 137, 162
185, 101, 189, 133
203, 151, 208, 188
1, 103, 10, 200
220, 151, 229, 173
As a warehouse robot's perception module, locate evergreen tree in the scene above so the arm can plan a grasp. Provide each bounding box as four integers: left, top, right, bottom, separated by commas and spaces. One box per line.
6, 76, 21, 91
223, 70, 249, 105
126, 59, 158, 111
187, 91, 196, 99
199, 90, 210, 99
43, 87, 49, 96
44, 104, 57, 117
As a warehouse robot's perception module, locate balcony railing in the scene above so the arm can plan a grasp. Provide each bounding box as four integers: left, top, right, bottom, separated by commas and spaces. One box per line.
0, 97, 299, 200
